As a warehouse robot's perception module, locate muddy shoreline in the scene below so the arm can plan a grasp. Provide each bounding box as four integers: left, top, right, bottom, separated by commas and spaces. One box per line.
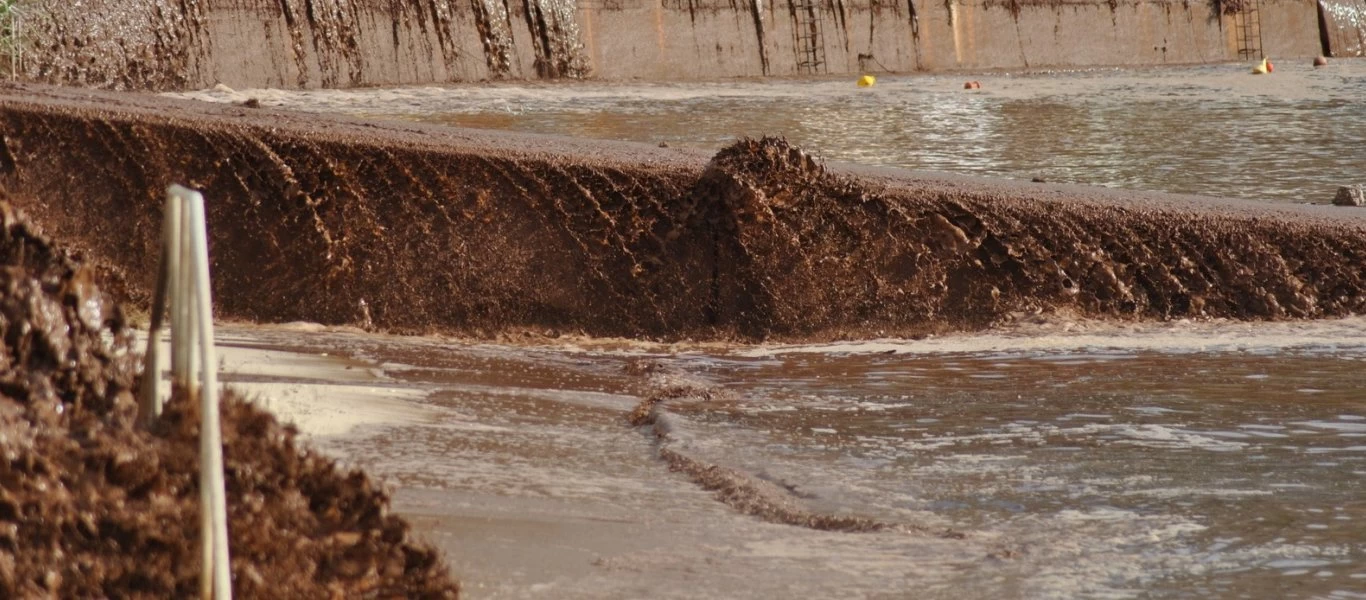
0, 201, 458, 597
1, 83, 1363, 341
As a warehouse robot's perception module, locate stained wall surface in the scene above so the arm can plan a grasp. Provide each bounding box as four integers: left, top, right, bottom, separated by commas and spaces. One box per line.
13, 0, 1327, 90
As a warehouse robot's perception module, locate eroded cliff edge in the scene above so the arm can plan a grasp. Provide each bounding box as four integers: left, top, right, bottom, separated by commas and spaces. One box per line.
0, 83, 1362, 341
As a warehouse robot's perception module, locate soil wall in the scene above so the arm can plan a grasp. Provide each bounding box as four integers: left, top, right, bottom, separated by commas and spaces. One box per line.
11, 0, 1327, 90
0, 84, 1363, 341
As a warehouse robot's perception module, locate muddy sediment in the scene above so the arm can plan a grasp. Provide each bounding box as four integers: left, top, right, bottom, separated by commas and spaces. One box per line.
627, 374, 896, 534
0, 200, 457, 597
625, 365, 963, 536
1, 83, 1364, 341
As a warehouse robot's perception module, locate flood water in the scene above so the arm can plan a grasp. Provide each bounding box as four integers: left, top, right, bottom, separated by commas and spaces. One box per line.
174, 59, 1366, 204
216, 319, 1366, 599
174, 61, 1366, 597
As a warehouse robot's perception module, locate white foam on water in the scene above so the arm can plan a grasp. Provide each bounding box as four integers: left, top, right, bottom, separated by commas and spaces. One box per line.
730, 317, 1366, 358
230, 382, 434, 437
139, 329, 434, 437
1294, 421, 1366, 433
1122, 487, 1274, 499
1266, 558, 1337, 568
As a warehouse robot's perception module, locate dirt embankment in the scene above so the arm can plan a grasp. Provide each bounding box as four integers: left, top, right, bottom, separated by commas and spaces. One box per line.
0, 200, 458, 597
0, 83, 1363, 341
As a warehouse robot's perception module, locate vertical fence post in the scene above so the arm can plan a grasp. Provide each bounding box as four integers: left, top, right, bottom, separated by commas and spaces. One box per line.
138, 191, 177, 426
179, 197, 197, 392
187, 189, 232, 600
141, 185, 232, 600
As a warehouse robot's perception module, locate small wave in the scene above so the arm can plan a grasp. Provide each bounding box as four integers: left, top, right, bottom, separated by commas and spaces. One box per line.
626, 368, 963, 537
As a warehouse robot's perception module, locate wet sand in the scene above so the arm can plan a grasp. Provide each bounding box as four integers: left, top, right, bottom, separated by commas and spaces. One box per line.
1, 83, 1364, 341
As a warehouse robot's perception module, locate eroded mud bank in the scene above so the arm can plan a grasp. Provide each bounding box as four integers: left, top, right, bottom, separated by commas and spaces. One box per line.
0, 84, 1362, 341
0, 200, 458, 597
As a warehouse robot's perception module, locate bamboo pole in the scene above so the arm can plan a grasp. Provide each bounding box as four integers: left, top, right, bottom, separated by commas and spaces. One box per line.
166, 195, 186, 396
154, 184, 232, 600
178, 198, 197, 392
188, 190, 232, 600
138, 192, 175, 425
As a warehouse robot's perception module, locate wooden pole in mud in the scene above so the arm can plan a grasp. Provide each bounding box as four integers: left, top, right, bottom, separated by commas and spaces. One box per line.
146, 185, 232, 600
186, 189, 232, 600
138, 191, 177, 425
179, 199, 198, 391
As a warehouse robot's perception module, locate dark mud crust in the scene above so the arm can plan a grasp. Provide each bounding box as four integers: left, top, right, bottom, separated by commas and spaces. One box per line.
0, 202, 457, 597
0, 83, 1364, 342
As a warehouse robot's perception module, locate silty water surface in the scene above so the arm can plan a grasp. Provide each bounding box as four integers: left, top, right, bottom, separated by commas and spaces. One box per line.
172, 59, 1366, 204
219, 319, 1366, 599
173, 60, 1366, 597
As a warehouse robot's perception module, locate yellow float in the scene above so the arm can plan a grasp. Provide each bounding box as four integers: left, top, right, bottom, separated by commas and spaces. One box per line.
857, 74, 876, 87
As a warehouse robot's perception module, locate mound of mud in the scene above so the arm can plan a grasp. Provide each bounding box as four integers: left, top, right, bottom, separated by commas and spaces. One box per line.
0, 84, 1363, 341
685, 136, 1366, 337
0, 202, 456, 597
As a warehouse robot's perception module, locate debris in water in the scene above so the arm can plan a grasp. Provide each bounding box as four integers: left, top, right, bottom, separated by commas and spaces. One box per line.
1334, 185, 1365, 207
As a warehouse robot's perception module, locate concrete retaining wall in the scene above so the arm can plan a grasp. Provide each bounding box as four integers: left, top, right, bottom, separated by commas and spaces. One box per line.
18, 0, 1328, 90
581, 0, 1324, 78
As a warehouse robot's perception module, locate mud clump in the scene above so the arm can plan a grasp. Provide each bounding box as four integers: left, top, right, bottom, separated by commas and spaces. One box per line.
688, 136, 901, 337
0, 202, 457, 597
686, 137, 1366, 339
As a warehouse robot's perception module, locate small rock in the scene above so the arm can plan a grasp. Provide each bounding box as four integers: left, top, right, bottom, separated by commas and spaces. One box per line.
331, 531, 363, 546
1333, 185, 1365, 207
657, 141, 669, 148
1031, 176, 1047, 183
1314, 56, 1328, 67
241, 98, 261, 108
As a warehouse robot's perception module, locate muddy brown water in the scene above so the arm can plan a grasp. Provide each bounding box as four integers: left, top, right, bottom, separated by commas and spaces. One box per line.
1, 67, 1364, 598
173, 59, 1366, 205
217, 319, 1366, 599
